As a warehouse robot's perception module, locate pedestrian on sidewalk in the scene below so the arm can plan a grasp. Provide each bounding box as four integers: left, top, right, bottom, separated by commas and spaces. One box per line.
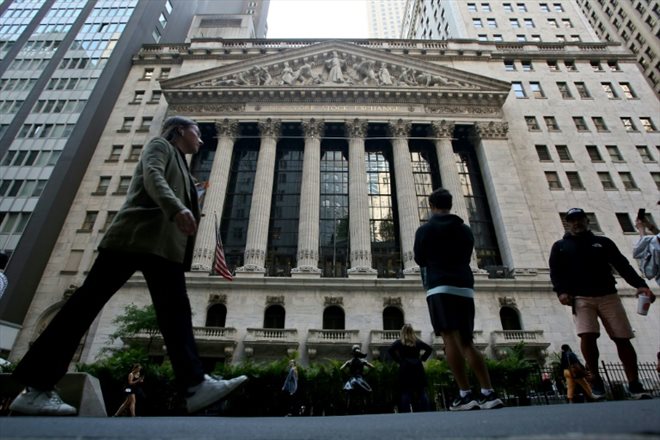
388, 323, 432, 412
340, 345, 374, 414
9, 116, 247, 416
413, 188, 504, 411
114, 364, 145, 417
560, 344, 597, 403
549, 207, 655, 400
632, 214, 660, 286
281, 359, 299, 416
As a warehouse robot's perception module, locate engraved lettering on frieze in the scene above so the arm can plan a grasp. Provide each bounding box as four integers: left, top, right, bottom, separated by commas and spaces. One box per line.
476, 121, 509, 139
324, 296, 344, 306
384, 297, 402, 307
215, 119, 239, 139
170, 104, 245, 113
426, 105, 501, 116
498, 296, 517, 306
266, 295, 285, 306
209, 294, 227, 305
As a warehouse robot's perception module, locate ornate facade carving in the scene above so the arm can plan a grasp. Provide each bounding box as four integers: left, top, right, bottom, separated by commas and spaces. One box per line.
266, 295, 285, 306
209, 294, 227, 305
301, 118, 325, 138
498, 296, 517, 307
215, 119, 239, 138
258, 118, 281, 138
475, 121, 509, 139
430, 120, 455, 138
388, 119, 411, 138
169, 104, 245, 113
324, 296, 344, 306
383, 297, 402, 307
426, 105, 501, 116
345, 118, 368, 138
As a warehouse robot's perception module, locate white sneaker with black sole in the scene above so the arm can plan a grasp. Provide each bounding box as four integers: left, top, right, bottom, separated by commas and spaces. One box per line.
9, 387, 77, 416
186, 374, 248, 413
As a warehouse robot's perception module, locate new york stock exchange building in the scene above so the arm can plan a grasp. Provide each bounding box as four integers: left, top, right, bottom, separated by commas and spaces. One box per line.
10, 22, 660, 370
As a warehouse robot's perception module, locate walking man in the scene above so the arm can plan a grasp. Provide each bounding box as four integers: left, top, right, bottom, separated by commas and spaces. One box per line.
414, 188, 503, 411
9, 116, 247, 415
549, 207, 655, 399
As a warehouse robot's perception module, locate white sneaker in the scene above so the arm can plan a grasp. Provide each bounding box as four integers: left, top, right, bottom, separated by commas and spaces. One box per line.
9, 387, 77, 416
186, 374, 248, 413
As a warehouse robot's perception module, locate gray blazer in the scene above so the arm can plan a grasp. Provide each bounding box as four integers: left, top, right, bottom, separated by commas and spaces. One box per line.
99, 137, 199, 269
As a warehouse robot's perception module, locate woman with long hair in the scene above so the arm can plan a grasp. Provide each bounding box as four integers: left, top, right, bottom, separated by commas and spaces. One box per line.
388, 324, 432, 412
114, 364, 144, 416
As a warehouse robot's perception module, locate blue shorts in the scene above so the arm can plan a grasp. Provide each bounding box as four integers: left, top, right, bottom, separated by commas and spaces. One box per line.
426, 293, 475, 344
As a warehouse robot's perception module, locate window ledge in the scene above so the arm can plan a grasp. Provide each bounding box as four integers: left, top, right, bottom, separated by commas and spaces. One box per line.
91, 191, 108, 196
116, 129, 130, 133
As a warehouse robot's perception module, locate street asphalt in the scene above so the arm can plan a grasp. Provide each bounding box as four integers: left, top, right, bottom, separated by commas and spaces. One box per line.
0, 399, 658, 440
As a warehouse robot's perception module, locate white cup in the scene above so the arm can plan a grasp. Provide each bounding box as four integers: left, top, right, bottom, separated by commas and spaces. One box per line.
637, 294, 651, 316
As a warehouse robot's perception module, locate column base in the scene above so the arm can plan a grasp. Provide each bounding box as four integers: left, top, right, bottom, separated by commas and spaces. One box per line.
291, 266, 322, 278
235, 264, 266, 277
190, 263, 212, 272
402, 266, 422, 278
347, 266, 378, 279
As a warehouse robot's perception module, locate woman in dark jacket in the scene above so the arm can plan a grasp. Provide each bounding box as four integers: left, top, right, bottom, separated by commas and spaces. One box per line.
388, 324, 433, 412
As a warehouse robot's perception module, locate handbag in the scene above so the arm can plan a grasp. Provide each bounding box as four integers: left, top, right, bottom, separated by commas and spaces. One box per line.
569, 362, 587, 379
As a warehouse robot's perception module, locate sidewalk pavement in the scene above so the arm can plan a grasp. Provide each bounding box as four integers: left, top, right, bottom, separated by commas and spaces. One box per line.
1, 399, 658, 439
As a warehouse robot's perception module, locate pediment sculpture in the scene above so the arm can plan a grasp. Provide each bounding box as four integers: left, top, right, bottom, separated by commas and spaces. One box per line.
191, 50, 478, 90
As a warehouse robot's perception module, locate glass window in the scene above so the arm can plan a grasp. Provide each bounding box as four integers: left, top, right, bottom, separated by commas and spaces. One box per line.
159, 68, 170, 79
142, 68, 154, 80
521, 60, 533, 71
598, 172, 617, 190
482, 3, 492, 12
94, 176, 111, 195
640, 118, 657, 132
556, 145, 572, 161
530, 82, 544, 98
566, 171, 584, 190
540, 3, 550, 12
116, 176, 132, 194
108, 145, 122, 161
592, 117, 608, 132
573, 117, 589, 131
512, 82, 526, 98
591, 61, 603, 71
619, 172, 638, 190
636, 145, 654, 162
467, 3, 477, 12
575, 82, 590, 98
120, 117, 133, 131
557, 82, 572, 98
128, 145, 142, 161
320, 147, 349, 278
601, 82, 617, 98
79, 211, 98, 232
652, 172, 660, 191
554, 3, 564, 12
564, 60, 577, 71
548, 18, 558, 28
473, 18, 483, 28
139, 116, 152, 131
616, 213, 636, 233
620, 117, 637, 132
525, 116, 540, 130
547, 60, 559, 71
504, 3, 513, 12
619, 82, 636, 98
510, 18, 520, 28
562, 18, 573, 28
545, 171, 562, 189
606, 145, 624, 161
585, 145, 602, 162
487, 18, 497, 28
517, 3, 527, 12
544, 116, 560, 131
132, 90, 144, 103
607, 60, 621, 71
504, 60, 516, 71
411, 146, 441, 224
535, 144, 551, 161
524, 18, 535, 28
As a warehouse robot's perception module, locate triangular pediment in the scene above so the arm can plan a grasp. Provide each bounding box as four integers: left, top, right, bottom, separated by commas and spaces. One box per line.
160, 41, 510, 105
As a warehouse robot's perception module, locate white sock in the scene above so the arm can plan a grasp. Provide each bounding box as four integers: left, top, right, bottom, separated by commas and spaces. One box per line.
459, 389, 471, 398
481, 388, 494, 396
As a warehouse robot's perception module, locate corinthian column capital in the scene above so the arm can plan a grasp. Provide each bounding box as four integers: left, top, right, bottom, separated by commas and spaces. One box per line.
430, 120, 455, 138
302, 118, 325, 138
215, 119, 239, 139
475, 121, 509, 139
388, 119, 411, 138
345, 118, 368, 138
258, 118, 282, 138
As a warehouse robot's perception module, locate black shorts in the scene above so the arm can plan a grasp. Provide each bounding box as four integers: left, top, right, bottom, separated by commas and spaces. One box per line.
426, 293, 475, 344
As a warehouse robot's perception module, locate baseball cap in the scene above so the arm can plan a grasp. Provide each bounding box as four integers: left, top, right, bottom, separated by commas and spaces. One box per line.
565, 208, 587, 220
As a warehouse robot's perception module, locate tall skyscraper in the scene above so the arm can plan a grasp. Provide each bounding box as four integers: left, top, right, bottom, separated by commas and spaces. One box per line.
574, 0, 659, 96
0, 0, 270, 353
367, 0, 406, 38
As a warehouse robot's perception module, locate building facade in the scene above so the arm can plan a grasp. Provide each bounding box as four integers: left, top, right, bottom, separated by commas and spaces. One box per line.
8, 24, 659, 370
0, 0, 270, 354
367, 0, 406, 39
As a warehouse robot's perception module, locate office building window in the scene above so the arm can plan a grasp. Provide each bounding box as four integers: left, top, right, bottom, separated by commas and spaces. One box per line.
468, 3, 477, 12
619, 172, 638, 190
535, 144, 552, 161
575, 82, 590, 98
545, 171, 562, 189
598, 172, 617, 190
562, 18, 573, 28
516, 34, 527, 42
555, 145, 572, 161
108, 145, 122, 161
564, 60, 577, 71
504, 3, 513, 12
487, 18, 497, 28
566, 172, 584, 190
544, 116, 560, 131
473, 18, 483, 28
607, 61, 621, 71
504, 60, 516, 71
621, 117, 637, 132
616, 213, 636, 233
652, 173, 660, 191
592, 117, 608, 132
636, 145, 654, 162
100, 211, 117, 232
78, 211, 98, 232
530, 82, 545, 98
120, 117, 133, 131
601, 82, 617, 98
524, 18, 535, 28
573, 117, 589, 131
548, 18, 558, 28
557, 82, 572, 98
591, 61, 603, 71
640, 118, 657, 132
159, 68, 170, 79
540, 3, 550, 12
525, 116, 540, 130
521, 60, 533, 71
517, 3, 527, 12
142, 68, 154, 80
138, 117, 152, 131
128, 145, 142, 162
554, 3, 564, 12
510, 18, 520, 28
547, 60, 559, 71
116, 176, 132, 195
619, 82, 636, 98
585, 145, 602, 162
606, 145, 624, 162
482, 3, 492, 12
512, 82, 526, 98
94, 176, 111, 195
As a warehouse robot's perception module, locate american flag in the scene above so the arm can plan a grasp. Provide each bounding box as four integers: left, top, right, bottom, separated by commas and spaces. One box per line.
213, 214, 233, 281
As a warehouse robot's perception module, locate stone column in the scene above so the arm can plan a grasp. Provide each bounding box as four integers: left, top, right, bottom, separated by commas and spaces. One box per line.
431, 120, 479, 270
388, 119, 418, 275
346, 119, 377, 278
192, 119, 238, 272
236, 118, 281, 276
292, 119, 324, 277
474, 121, 544, 275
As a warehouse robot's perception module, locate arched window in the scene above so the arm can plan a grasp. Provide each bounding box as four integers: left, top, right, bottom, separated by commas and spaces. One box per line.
264, 304, 285, 329
499, 306, 522, 330
383, 306, 404, 330
323, 305, 345, 330
205, 304, 227, 327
